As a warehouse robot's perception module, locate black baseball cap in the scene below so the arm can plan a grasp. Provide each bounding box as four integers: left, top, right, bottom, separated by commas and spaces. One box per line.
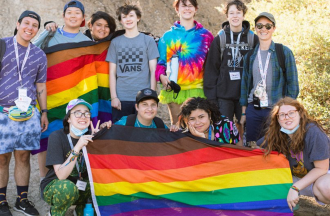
136, 88, 159, 104
63, 0, 86, 27
14, 10, 41, 35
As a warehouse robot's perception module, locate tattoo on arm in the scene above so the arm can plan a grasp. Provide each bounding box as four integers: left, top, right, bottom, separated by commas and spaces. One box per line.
37, 89, 44, 97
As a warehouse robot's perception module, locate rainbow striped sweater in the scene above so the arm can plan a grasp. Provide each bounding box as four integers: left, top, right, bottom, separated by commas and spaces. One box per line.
155, 21, 214, 90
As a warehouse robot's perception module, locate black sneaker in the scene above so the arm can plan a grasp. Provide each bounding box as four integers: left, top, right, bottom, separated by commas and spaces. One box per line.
13, 199, 39, 216
0, 202, 12, 216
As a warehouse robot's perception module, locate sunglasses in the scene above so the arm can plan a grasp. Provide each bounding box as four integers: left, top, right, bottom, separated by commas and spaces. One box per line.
256, 23, 274, 30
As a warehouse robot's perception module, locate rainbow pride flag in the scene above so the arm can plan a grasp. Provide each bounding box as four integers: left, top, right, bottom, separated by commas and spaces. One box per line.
84, 126, 293, 216
33, 41, 112, 154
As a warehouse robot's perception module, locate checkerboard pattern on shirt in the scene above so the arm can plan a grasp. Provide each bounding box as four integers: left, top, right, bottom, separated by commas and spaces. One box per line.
118, 47, 144, 64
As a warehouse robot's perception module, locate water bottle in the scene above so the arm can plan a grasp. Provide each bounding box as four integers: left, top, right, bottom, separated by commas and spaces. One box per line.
83, 202, 94, 216
168, 54, 179, 83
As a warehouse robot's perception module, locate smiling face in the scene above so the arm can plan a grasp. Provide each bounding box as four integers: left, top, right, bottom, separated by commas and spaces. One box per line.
176, 0, 197, 21
63, 7, 85, 29
16, 17, 39, 46
227, 5, 244, 30
89, 18, 110, 41
187, 109, 211, 133
120, 10, 139, 31
255, 17, 276, 42
136, 99, 158, 123
277, 105, 300, 130
68, 104, 91, 131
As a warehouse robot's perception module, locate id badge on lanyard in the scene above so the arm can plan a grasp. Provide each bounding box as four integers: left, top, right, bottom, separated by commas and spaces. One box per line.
229, 31, 242, 81
13, 37, 32, 111
67, 134, 87, 191
255, 49, 271, 107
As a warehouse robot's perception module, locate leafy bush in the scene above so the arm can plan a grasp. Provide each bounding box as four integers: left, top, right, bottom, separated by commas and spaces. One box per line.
243, 0, 330, 132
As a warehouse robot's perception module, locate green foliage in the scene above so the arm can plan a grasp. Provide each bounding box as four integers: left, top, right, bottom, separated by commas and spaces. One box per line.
245, 0, 330, 132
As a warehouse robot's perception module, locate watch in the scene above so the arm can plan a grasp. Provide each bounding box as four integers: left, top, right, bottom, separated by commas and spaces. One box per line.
41, 109, 48, 114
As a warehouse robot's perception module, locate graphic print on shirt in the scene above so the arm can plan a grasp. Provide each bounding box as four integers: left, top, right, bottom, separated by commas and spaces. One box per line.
225, 43, 250, 68
118, 46, 144, 73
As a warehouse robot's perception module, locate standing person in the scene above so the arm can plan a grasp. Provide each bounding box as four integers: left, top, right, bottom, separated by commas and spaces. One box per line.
44, 10, 117, 42
156, 0, 214, 126
260, 97, 330, 211
33, 0, 91, 184
33, 0, 91, 49
106, 2, 159, 123
240, 12, 299, 145
0, 11, 48, 216
203, 0, 258, 140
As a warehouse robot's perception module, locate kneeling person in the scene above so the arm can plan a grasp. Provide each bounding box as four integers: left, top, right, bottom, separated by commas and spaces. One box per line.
115, 88, 167, 128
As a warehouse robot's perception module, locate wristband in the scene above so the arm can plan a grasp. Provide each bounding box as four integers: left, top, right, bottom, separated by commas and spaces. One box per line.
111, 97, 118, 101
291, 185, 300, 193
242, 113, 246, 116
41, 109, 48, 114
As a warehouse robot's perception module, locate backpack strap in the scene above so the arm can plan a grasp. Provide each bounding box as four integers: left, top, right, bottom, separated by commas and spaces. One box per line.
218, 29, 226, 61
153, 116, 165, 129
125, 114, 137, 127
247, 30, 255, 49
275, 43, 286, 74
126, 114, 165, 128
0, 39, 6, 71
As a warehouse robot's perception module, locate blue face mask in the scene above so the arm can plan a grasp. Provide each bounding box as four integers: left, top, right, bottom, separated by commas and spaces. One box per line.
70, 125, 88, 137
280, 124, 300, 135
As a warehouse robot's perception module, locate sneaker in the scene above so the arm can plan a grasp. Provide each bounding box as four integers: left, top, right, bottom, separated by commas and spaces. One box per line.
13, 199, 39, 216
0, 202, 12, 216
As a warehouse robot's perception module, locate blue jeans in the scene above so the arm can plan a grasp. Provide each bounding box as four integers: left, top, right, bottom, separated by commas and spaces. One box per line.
246, 103, 271, 142
112, 101, 136, 123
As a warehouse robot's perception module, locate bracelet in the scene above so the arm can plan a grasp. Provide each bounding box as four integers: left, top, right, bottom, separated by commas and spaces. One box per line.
291, 185, 300, 193
111, 97, 118, 101
66, 149, 81, 158
41, 109, 48, 114
242, 113, 246, 116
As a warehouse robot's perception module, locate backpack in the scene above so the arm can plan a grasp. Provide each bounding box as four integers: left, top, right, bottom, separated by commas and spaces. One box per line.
0, 39, 6, 71
246, 43, 286, 74
218, 29, 255, 61
125, 114, 165, 128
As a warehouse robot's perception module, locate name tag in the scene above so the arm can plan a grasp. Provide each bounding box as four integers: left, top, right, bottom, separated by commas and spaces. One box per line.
76, 180, 87, 191
229, 71, 241, 80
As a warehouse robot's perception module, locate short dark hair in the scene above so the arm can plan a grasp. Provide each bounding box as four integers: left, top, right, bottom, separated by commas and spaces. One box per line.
87, 11, 117, 33
116, 2, 142, 21
225, 0, 247, 16
173, 0, 198, 9
178, 97, 222, 130
137, 98, 159, 107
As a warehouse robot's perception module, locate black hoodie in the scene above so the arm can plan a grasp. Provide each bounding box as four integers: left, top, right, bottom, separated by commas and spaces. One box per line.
204, 21, 258, 101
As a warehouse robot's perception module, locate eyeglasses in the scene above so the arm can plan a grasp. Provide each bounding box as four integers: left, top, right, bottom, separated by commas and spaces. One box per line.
71, 111, 91, 118
256, 23, 274, 30
277, 110, 298, 121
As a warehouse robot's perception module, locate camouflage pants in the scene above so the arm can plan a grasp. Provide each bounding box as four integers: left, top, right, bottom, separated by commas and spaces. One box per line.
43, 179, 91, 216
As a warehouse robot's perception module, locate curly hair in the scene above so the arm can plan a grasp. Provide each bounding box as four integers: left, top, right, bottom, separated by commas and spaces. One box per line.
261, 97, 323, 157
178, 97, 221, 130
116, 1, 142, 21
87, 11, 116, 34
224, 0, 248, 16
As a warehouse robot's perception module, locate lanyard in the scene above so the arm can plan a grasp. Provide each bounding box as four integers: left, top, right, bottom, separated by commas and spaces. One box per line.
208, 125, 212, 140
67, 134, 84, 179
230, 31, 242, 69
13, 36, 31, 86
257, 49, 271, 85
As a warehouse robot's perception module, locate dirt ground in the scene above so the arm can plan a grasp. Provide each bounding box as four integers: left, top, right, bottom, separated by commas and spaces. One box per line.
6, 99, 330, 216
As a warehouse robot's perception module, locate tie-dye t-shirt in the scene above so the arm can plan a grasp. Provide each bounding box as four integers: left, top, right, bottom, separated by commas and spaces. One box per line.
213, 115, 240, 144
155, 21, 213, 90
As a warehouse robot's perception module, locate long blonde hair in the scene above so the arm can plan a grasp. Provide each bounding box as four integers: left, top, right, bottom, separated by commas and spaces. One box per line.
261, 97, 323, 156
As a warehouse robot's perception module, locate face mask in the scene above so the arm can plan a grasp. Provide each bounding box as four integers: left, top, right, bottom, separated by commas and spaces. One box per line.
70, 124, 88, 137
280, 124, 300, 135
